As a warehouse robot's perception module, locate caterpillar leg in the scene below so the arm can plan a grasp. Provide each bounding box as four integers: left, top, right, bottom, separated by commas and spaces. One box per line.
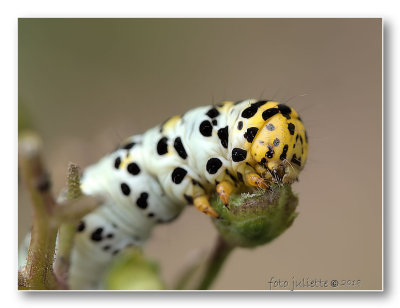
236, 163, 268, 190
244, 172, 268, 189
193, 195, 219, 218
216, 181, 234, 205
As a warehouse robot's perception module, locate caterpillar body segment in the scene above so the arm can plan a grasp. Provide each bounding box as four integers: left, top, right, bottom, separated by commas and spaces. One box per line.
69, 99, 308, 289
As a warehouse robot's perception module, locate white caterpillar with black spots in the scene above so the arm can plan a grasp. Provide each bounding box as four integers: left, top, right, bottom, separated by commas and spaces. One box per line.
69, 99, 308, 289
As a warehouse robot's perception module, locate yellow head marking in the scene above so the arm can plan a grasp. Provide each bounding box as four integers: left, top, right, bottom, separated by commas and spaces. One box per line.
243, 102, 308, 183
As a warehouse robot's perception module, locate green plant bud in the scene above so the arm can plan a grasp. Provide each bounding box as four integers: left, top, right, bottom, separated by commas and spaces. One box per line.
211, 184, 298, 248
103, 248, 165, 290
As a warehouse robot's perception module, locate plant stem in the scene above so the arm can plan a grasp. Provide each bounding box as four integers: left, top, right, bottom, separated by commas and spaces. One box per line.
18, 132, 101, 290
196, 235, 234, 290
174, 252, 204, 290
18, 132, 60, 289
53, 163, 83, 288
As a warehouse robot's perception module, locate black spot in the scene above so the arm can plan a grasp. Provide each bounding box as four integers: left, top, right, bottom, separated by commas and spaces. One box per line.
91, 228, 103, 242
120, 183, 131, 196
297, 116, 302, 122
171, 167, 187, 184
232, 148, 247, 162
206, 107, 220, 118
212, 119, 218, 126
273, 138, 280, 147
122, 142, 135, 150
262, 108, 279, 121
127, 162, 141, 175
300, 136, 304, 144
237, 121, 243, 130
225, 169, 237, 182
266, 124, 275, 131
114, 157, 121, 169
112, 250, 120, 255
103, 245, 111, 251
147, 213, 155, 218
291, 154, 302, 167
277, 104, 292, 115
243, 127, 259, 143
157, 137, 168, 155
206, 158, 223, 174
174, 137, 188, 159
288, 123, 295, 135
136, 192, 149, 209
237, 172, 244, 182
199, 120, 213, 137
184, 194, 194, 205
217, 126, 229, 148
278, 104, 291, 119
106, 233, 114, 239
266, 145, 274, 159
280, 145, 289, 161
241, 105, 258, 118
241, 100, 269, 119
77, 221, 85, 232
259, 157, 267, 167
293, 143, 296, 148
253, 100, 268, 108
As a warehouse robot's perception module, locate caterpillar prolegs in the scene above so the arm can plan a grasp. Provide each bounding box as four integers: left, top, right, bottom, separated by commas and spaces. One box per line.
69, 99, 308, 289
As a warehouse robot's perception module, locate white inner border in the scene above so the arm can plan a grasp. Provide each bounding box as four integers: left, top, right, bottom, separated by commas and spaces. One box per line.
2, 0, 394, 307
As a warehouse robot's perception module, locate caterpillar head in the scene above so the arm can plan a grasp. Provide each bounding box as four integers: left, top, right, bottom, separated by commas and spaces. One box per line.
246, 102, 308, 184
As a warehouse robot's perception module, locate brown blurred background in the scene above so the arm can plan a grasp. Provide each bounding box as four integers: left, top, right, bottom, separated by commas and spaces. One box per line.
18, 18, 382, 290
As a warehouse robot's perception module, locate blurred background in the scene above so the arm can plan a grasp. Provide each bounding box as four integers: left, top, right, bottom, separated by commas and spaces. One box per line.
18, 18, 382, 290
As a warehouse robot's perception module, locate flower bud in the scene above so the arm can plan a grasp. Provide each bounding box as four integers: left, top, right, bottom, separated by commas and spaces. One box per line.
211, 184, 298, 248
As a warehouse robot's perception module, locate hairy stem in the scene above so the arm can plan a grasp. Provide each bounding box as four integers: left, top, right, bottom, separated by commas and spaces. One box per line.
53, 163, 83, 288
18, 132, 101, 290
18, 132, 60, 289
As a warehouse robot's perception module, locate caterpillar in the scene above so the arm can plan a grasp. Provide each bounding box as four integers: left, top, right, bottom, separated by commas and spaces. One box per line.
69, 99, 308, 289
